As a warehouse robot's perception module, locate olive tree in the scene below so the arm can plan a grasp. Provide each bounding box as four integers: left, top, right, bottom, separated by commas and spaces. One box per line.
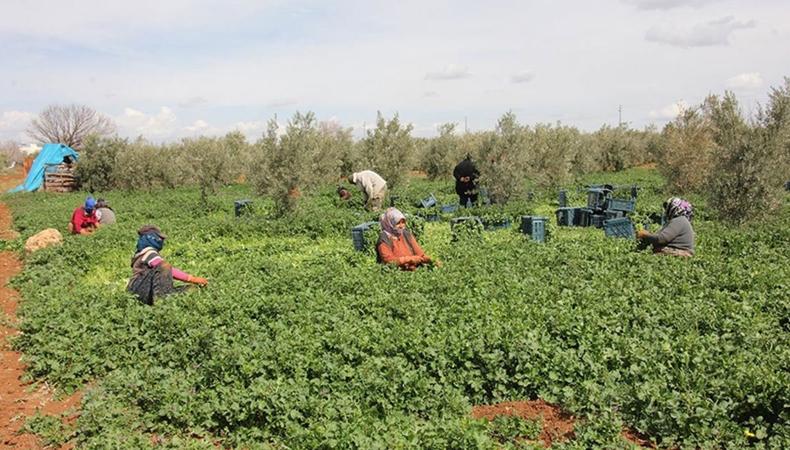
358, 112, 415, 189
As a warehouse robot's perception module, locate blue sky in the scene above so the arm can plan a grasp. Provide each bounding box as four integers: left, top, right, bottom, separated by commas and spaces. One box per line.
1, 0, 788, 143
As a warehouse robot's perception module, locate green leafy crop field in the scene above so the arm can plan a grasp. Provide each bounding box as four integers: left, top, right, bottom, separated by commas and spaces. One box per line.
3, 168, 788, 449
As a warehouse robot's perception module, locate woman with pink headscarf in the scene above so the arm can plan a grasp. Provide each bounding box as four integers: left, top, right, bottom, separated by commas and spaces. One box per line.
376, 207, 439, 270
637, 197, 696, 257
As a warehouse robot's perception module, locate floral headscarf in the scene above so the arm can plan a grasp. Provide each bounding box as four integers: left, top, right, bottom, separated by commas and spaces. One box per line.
380, 207, 406, 237
664, 197, 693, 221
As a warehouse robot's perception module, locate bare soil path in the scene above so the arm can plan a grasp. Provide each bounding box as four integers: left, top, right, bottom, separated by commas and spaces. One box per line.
0, 168, 81, 449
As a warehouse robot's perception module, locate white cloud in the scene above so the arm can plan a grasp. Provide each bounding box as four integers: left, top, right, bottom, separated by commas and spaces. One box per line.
726, 72, 763, 89
0, 111, 36, 142
178, 96, 208, 108
117, 107, 177, 137
184, 120, 210, 133
511, 70, 535, 84
646, 16, 756, 47
624, 0, 717, 10
425, 64, 471, 80
649, 100, 688, 119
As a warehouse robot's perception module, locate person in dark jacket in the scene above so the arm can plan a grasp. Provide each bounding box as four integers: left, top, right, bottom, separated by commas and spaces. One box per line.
637, 197, 695, 257
453, 156, 479, 207
127, 225, 208, 305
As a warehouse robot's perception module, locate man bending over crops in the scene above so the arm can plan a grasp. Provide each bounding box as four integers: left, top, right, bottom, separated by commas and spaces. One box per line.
376, 207, 440, 270
68, 196, 100, 235
348, 170, 387, 211
637, 197, 695, 257
127, 225, 208, 305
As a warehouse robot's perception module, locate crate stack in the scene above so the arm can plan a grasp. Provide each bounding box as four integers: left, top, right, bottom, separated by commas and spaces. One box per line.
43, 164, 77, 193
555, 185, 637, 239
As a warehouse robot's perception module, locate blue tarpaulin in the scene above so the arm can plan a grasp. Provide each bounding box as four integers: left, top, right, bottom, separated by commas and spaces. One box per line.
9, 143, 79, 193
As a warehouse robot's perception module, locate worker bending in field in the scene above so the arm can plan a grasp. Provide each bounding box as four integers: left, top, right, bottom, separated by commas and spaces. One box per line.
68, 196, 100, 235
127, 225, 208, 305
95, 198, 116, 225
453, 155, 479, 207
376, 207, 440, 270
637, 197, 695, 257
348, 170, 387, 211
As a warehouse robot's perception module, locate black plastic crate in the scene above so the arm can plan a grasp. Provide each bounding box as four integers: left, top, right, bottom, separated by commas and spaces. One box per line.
558, 190, 567, 207
234, 199, 253, 217
586, 188, 611, 210
483, 217, 511, 231
519, 216, 547, 242
351, 221, 379, 251
603, 217, 635, 239
604, 210, 624, 220
556, 207, 581, 226
440, 204, 459, 214
577, 208, 593, 227
590, 214, 606, 228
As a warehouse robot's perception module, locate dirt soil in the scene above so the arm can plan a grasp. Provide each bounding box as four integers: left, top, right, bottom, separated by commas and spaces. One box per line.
472, 399, 576, 447
0, 168, 82, 449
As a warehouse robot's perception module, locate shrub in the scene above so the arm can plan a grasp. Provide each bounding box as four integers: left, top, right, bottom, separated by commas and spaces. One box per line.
422, 123, 459, 180
75, 136, 125, 192
658, 107, 716, 193
358, 112, 415, 190
477, 112, 530, 204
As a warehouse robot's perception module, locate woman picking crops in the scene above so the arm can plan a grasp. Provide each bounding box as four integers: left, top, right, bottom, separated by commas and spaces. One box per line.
127, 225, 208, 305
637, 197, 695, 257
376, 207, 440, 270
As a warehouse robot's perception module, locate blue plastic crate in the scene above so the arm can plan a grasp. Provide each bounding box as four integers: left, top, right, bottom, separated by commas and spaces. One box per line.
558, 190, 567, 207
419, 193, 437, 208
519, 216, 547, 242
586, 188, 611, 210
604, 210, 624, 220
450, 216, 483, 228
606, 197, 636, 213
603, 217, 635, 239
351, 221, 379, 251
440, 204, 459, 214
234, 199, 253, 217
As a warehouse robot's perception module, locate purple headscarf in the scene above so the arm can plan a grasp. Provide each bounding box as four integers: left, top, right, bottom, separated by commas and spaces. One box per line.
380, 207, 406, 237
664, 197, 693, 221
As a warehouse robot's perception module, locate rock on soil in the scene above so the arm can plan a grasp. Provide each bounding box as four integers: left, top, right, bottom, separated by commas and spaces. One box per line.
24, 228, 63, 253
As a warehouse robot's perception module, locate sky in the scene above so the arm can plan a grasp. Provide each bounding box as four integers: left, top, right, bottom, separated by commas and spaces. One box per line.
1, 0, 788, 143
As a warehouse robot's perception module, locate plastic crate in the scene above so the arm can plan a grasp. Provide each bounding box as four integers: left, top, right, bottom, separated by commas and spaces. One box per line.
604, 210, 624, 220
603, 217, 635, 239
234, 199, 253, 217
450, 216, 483, 228
419, 193, 437, 208
586, 188, 611, 211
483, 217, 511, 231
440, 204, 459, 214
558, 190, 567, 207
590, 214, 606, 228
606, 197, 636, 213
351, 221, 379, 251
577, 208, 592, 227
519, 216, 547, 242
556, 207, 577, 226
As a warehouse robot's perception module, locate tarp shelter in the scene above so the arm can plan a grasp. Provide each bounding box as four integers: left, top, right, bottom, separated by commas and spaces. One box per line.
9, 143, 79, 193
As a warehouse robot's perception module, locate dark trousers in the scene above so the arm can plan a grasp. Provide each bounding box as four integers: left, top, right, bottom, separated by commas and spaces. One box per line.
127, 265, 188, 305
459, 193, 478, 207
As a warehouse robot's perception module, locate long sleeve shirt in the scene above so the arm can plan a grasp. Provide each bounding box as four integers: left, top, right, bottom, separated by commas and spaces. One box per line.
377, 232, 426, 268
352, 171, 387, 197
643, 216, 695, 255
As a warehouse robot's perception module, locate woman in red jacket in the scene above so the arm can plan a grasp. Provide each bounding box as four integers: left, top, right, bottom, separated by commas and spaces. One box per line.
376, 208, 440, 270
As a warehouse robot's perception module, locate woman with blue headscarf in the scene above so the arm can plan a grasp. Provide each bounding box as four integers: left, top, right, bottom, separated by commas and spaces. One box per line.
637, 197, 696, 257
68, 196, 100, 235
126, 225, 208, 305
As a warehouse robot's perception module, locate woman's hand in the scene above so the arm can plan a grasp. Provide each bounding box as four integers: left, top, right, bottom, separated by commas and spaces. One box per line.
187, 276, 209, 286
637, 229, 650, 239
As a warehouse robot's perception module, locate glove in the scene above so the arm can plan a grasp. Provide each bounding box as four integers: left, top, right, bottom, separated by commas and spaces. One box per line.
187, 276, 208, 286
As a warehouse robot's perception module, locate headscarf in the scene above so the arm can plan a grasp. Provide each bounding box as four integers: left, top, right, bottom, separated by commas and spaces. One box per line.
84, 196, 96, 213
135, 225, 166, 253
664, 197, 693, 221
380, 207, 406, 237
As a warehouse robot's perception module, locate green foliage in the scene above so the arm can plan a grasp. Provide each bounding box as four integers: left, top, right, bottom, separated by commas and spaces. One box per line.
422, 123, 459, 180
477, 112, 530, 204
76, 135, 127, 192
23, 413, 73, 448
358, 112, 415, 189
488, 415, 542, 445
3, 168, 789, 449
